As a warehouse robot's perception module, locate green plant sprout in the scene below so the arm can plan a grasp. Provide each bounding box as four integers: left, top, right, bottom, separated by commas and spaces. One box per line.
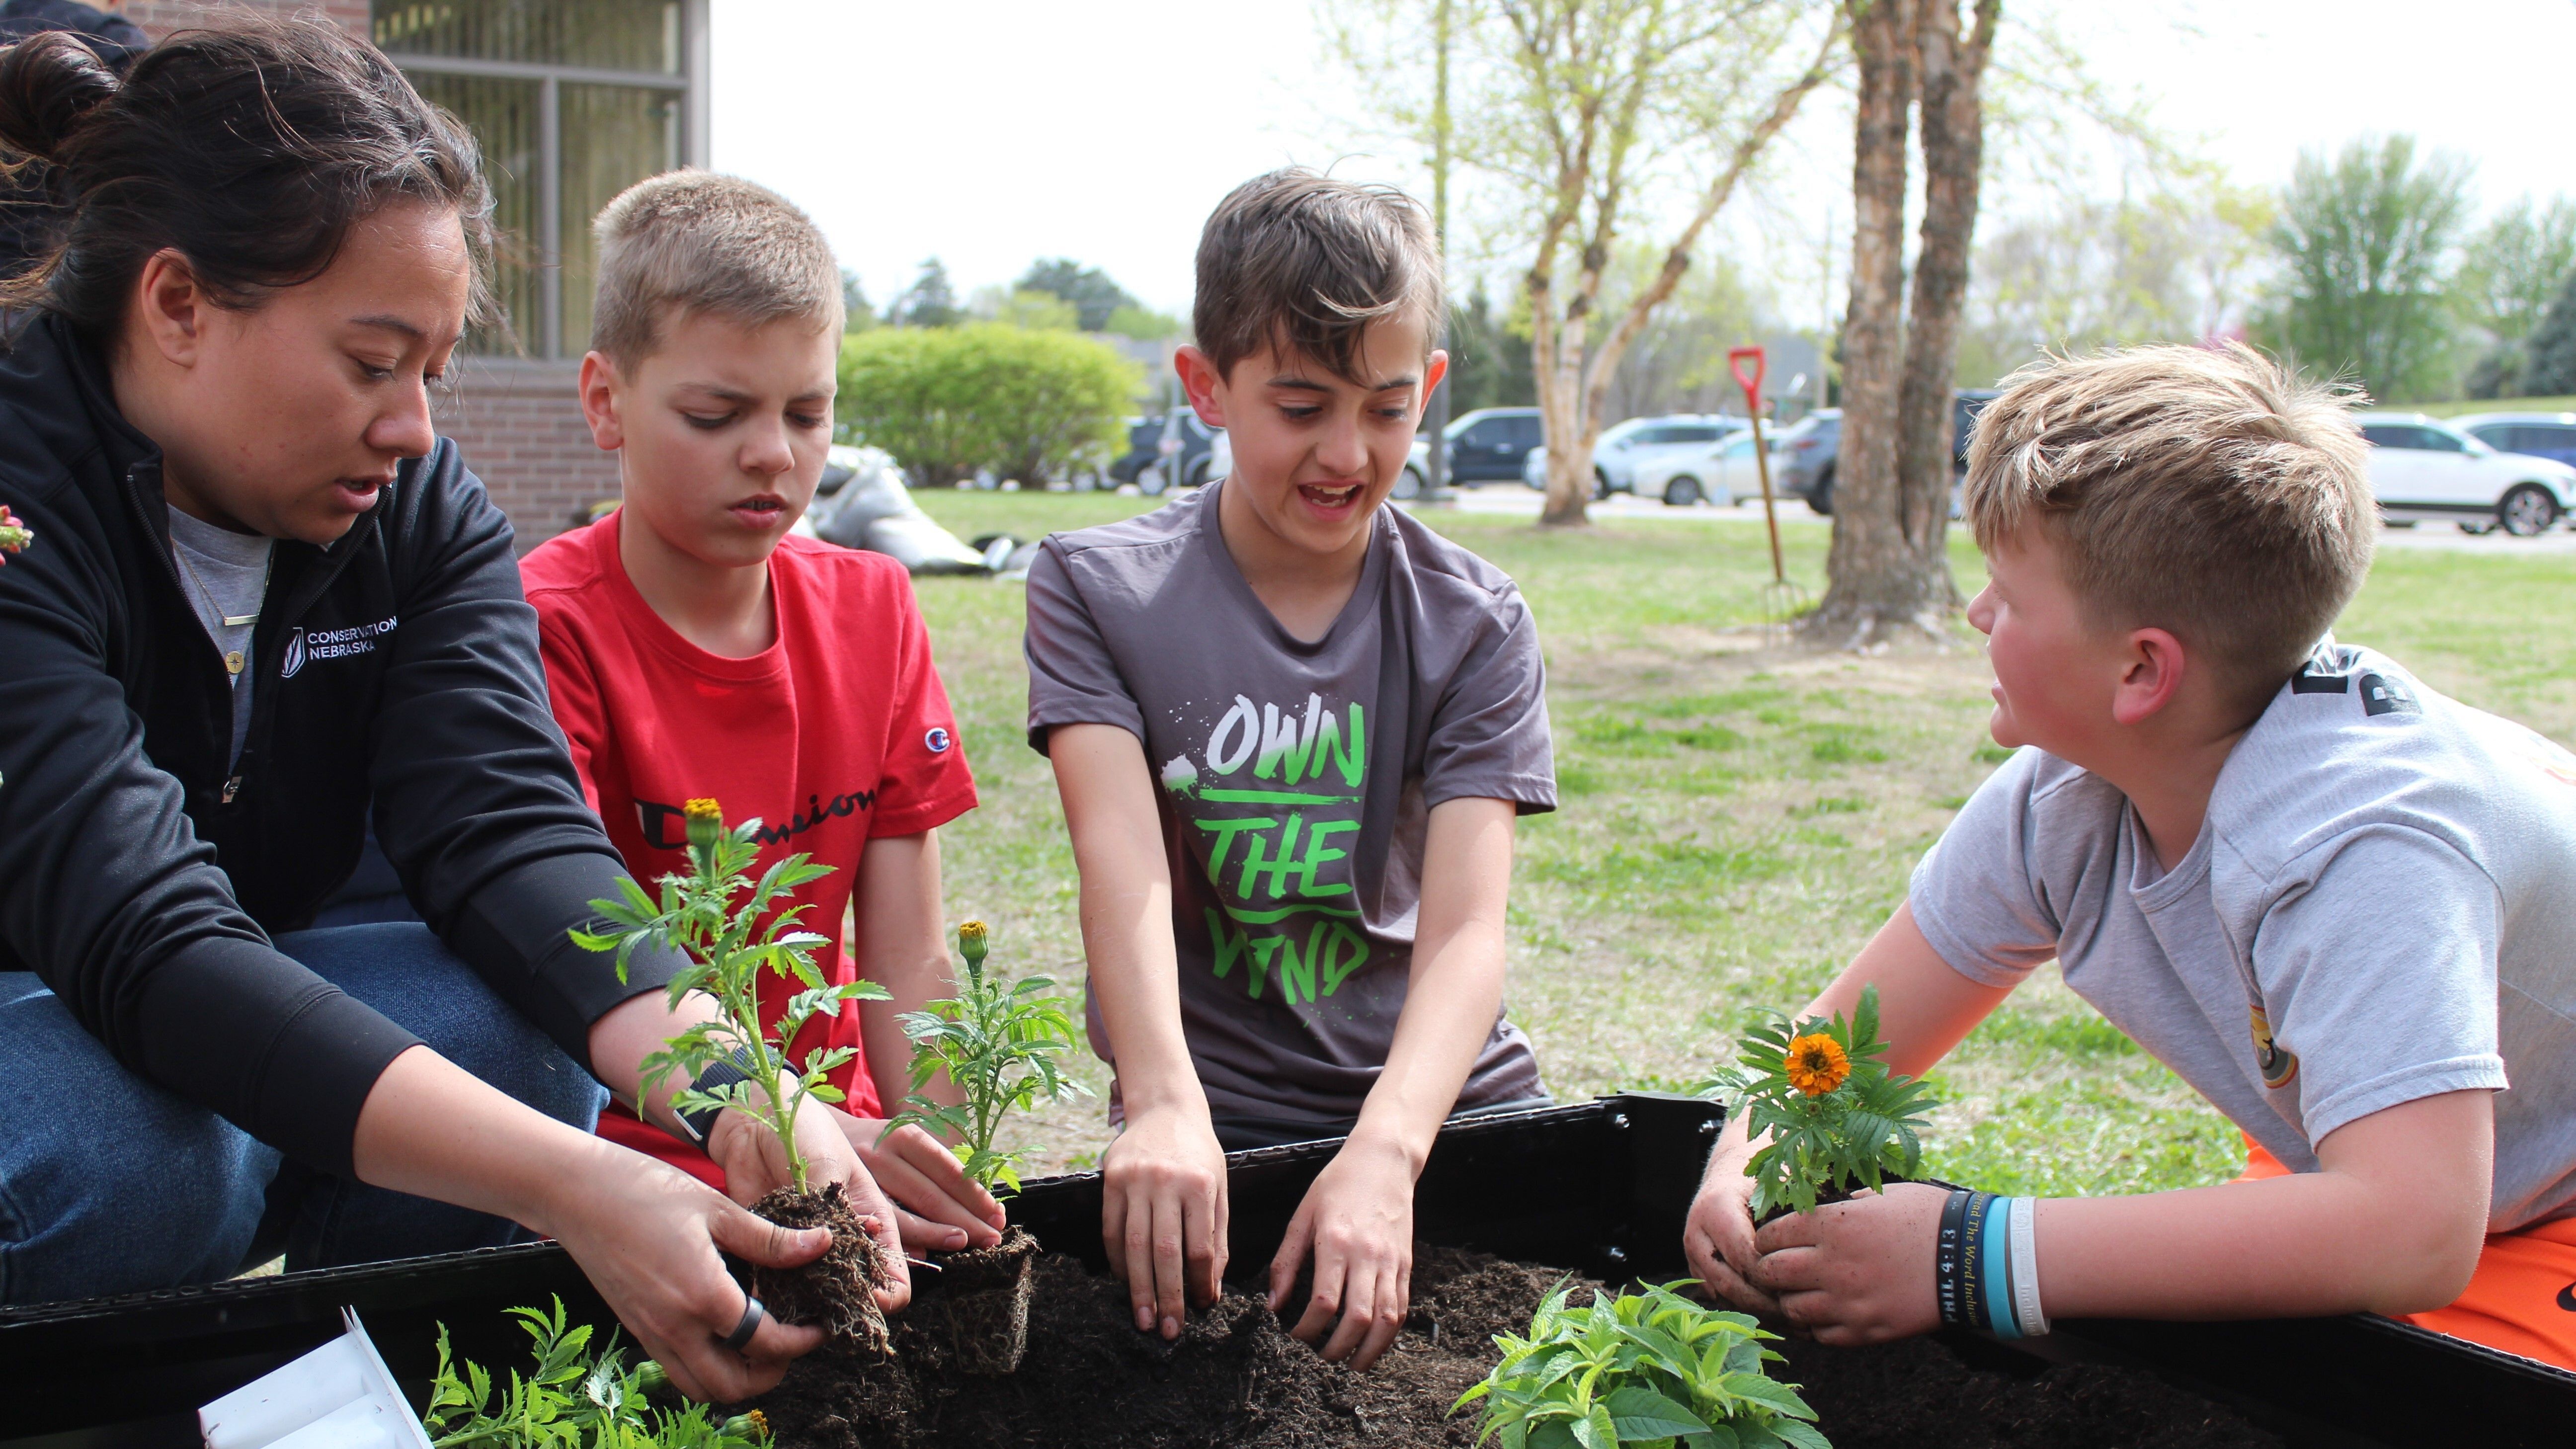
1451, 1278, 1829, 1449
1698, 985, 1937, 1218
422, 1297, 769, 1449
886, 920, 1087, 1194
572, 798, 886, 1193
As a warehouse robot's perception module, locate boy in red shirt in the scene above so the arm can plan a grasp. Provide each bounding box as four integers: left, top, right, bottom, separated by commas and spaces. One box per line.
521, 171, 1002, 1252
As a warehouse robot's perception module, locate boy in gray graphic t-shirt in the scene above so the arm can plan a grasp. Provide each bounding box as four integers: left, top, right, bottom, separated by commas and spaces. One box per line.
1026, 170, 1554, 1374
1687, 346, 2576, 1374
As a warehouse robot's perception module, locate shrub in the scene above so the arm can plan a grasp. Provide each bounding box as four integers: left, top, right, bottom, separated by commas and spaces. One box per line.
838, 323, 1139, 487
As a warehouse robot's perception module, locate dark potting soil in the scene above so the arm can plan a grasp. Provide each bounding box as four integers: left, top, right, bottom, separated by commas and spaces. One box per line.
748, 1182, 891, 1360
754, 1247, 2280, 1449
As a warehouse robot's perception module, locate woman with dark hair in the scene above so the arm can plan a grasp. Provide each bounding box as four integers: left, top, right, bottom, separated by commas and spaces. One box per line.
0, 17, 904, 1400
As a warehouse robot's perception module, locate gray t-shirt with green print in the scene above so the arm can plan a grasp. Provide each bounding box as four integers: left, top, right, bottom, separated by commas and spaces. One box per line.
1024, 483, 1554, 1128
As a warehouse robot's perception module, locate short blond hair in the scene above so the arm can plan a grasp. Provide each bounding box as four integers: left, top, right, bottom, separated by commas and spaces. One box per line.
588, 169, 840, 368
1963, 343, 2375, 714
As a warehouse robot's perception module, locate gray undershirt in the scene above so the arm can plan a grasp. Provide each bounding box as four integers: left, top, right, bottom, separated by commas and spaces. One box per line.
166, 505, 273, 769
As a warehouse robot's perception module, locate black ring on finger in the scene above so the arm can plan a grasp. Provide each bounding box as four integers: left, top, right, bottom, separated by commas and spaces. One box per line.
722, 1294, 765, 1352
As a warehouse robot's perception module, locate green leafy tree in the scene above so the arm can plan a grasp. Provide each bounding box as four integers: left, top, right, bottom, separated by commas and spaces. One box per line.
2454, 197, 2576, 399
2251, 136, 2472, 403
1451, 1278, 1828, 1449
838, 323, 1140, 487
422, 1297, 769, 1449
888, 921, 1086, 1193
1016, 257, 1140, 332
1699, 985, 1936, 1218
969, 285, 1080, 331
1104, 302, 1185, 343
2516, 264, 2576, 398
884, 257, 963, 328
1446, 284, 1538, 413
572, 800, 883, 1194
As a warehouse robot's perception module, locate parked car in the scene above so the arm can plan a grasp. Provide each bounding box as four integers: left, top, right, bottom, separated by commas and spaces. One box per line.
1780, 392, 1992, 515
1521, 414, 1748, 495
1770, 409, 1840, 508
1108, 415, 1165, 485
1632, 431, 1788, 506
2450, 411, 2576, 473
1442, 406, 1546, 484
2357, 411, 2576, 536
1144, 405, 1220, 494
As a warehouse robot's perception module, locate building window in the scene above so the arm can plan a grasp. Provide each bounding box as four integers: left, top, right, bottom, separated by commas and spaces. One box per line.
372, 0, 708, 358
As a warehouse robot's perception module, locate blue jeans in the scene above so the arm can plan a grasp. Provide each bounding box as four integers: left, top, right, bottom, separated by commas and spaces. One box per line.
0, 923, 607, 1306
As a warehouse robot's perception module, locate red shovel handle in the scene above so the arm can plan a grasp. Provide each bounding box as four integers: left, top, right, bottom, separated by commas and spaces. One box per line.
1728, 346, 1766, 410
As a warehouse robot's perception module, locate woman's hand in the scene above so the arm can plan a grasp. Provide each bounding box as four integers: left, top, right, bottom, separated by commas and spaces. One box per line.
534, 1135, 831, 1402
1683, 1146, 1782, 1317
1103, 1104, 1230, 1340
838, 1113, 1008, 1252
1268, 1133, 1416, 1371
706, 1098, 912, 1314
1748, 1183, 1948, 1345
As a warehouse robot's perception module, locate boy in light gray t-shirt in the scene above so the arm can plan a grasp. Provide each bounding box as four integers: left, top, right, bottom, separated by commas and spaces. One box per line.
1688, 344, 2576, 1373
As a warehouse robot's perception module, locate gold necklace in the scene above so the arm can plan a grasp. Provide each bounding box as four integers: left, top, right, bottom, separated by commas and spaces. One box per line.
171, 539, 271, 678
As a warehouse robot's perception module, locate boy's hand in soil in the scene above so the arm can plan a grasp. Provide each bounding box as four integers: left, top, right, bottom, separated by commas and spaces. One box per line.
1269, 1132, 1417, 1370
708, 1096, 913, 1313
836, 1113, 1009, 1251
1683, 1122, 1784, 1318
1104, 1104, 1231, 1338
1747, 1182, 1949, 1345
1268, 797, 1521, 1373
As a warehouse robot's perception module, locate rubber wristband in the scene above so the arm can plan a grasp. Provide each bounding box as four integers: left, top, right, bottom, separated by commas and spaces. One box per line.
1934, 1189, 1972, 1328
1957, 1192, 1995, 1333
2010, 1196, 2048, 1336
1983, 1197, 2021, 1339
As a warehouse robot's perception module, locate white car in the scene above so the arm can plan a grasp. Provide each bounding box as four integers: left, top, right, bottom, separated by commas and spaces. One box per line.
2357, 411, 2576, 536
1632, 432, 1786, 507
1521, 414, 1747, 494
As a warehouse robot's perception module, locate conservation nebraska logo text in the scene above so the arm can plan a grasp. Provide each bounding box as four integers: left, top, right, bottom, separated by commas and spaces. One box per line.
280, 617, 398, 678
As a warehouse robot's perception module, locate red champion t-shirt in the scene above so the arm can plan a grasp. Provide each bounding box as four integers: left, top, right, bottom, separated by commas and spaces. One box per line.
521, 513, 977, 1187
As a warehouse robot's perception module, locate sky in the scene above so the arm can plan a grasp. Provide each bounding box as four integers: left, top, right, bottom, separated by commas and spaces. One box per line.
708, 0, 2576, 327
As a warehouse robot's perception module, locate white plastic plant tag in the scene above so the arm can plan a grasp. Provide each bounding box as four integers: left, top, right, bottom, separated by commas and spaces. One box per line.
199, 1307, 433, 1449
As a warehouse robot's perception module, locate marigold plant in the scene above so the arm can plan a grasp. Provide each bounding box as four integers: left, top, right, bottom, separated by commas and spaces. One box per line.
571, 798, 885, 1193
1699, 985, 1936, 1217
886, 920, 1086, 1194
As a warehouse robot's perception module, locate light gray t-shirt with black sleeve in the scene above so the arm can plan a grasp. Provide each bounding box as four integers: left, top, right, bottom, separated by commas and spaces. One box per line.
166, 504, 273, 769
1024, 483, 1556, 1130
1912, 642, 2576, 1230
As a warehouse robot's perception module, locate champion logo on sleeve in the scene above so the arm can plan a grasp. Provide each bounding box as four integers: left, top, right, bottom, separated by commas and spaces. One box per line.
925, 726, 952, 753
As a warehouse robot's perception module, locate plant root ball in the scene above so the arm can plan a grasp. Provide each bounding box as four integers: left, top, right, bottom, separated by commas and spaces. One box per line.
749, 1181, 892, 1359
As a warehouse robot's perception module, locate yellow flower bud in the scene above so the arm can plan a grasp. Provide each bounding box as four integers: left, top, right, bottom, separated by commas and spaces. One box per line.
683, 797, 724, 854
958, 919, 988, 968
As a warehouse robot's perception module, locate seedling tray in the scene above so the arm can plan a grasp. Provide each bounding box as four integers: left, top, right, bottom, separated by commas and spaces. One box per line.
3, 1093, 2568, 1449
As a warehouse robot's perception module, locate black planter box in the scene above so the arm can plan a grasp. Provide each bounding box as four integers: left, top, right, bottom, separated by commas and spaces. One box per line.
4, 1093, 2570, 1449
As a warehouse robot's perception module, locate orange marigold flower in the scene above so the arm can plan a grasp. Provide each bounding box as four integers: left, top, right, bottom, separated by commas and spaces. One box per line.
1785, 1033, 1851, 1096
683, 797, 723, 820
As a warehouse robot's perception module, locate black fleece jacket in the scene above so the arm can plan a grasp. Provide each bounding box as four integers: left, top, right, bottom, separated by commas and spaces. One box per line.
0, 314, 680, 1176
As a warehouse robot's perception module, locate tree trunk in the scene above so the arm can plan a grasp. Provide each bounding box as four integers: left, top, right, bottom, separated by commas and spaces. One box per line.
1891, 0, 1997, 604
1800, 0, 1928, 648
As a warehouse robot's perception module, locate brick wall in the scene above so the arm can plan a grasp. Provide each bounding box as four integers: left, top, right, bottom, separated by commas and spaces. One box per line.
440, 358, 621, 550
106, 0, 613, 550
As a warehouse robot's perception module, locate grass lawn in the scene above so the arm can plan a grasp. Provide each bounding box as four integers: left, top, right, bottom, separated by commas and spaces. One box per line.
903, 488, 2574, 1198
